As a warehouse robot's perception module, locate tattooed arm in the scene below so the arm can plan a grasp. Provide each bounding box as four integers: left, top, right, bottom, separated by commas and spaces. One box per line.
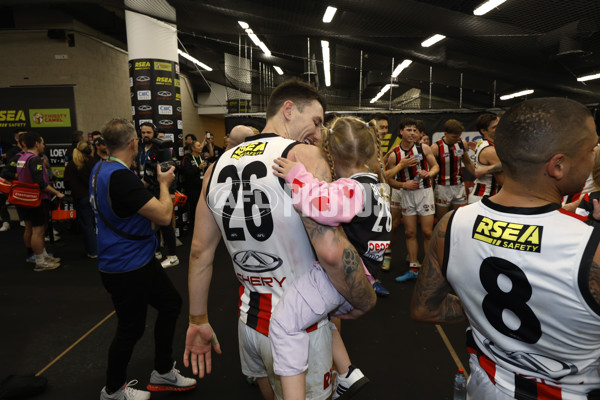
410, 211, 466, 323
587, 241, 600, 309
288, 144, 376, 314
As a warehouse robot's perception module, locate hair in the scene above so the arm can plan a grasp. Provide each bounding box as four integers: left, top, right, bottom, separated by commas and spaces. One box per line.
72, 140, 92, 170
90, 130, 102, 138
495, 97, 593, 179
265, 78, 326, 120
71, 130, 83, 145
140, 122, 156, 137
374, 113, 388, 123
21, 131, 41, 149
321, 116, 387, 186
185, 134, 197, 141
444, 119, 464, 134
592, 146, 600, 191
476, 113, 498, 133
101, 118, 137, 153
398, 118, 418, 130
415, 120, 426, 133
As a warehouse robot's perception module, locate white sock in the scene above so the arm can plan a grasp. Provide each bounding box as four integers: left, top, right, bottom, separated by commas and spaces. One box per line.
34, 254, 45, 265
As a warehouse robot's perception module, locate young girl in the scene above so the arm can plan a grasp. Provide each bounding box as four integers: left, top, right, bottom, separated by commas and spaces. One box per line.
270, 116, 392, 400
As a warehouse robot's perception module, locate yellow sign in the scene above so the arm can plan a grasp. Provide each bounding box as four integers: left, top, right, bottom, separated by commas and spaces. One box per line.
154, 61, 172, 71
175, 78, 180, 88
0, 109, 27, 128
472, 215, 542, 252
135, 61, 150, 70
29, 108, 71, 128
231, 142, 267, 159
156, 77, 172, 85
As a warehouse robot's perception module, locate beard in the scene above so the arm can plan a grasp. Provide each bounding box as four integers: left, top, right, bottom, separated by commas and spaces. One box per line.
142, 136, 151, 144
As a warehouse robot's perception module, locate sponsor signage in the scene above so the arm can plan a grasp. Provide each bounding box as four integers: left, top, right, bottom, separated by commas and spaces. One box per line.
228, 99, 251, 113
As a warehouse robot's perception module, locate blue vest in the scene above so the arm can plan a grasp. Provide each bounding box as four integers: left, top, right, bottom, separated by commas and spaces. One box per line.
90, 161, 156, 273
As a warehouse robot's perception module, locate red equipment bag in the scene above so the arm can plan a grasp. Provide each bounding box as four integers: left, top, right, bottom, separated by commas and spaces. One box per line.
8, 180, 42, 208
51, 200, 76, 221
0, 177, 11, 195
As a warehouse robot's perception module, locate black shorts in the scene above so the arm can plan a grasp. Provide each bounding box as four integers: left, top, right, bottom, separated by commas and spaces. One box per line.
18, 200, 49, 227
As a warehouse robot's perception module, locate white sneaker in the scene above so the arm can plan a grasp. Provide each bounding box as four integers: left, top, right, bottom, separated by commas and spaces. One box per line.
45, 254, 61, 263
19, 220, 25, 227
0, 222, 10, 231
332, 366, 369, 399
147, 362, 196, 392
33, 260, 60, 272
154, 251, 162, 260
100, 380, 150, 399
161, 255, 179, 268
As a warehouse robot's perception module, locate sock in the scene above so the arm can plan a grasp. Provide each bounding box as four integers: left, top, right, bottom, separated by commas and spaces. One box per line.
34, 254, 44, 265
42, 248, 48, 257
408, 262, 420, 273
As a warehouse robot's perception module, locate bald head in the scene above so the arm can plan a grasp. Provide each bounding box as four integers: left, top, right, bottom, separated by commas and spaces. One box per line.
227, 125, 254, 150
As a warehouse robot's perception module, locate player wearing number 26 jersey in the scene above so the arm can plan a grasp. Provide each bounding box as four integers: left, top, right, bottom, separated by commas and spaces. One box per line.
206, 134, 323, 336
446, 197, 600, 398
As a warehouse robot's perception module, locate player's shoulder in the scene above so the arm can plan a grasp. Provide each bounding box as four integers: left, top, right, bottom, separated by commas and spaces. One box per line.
287, 142, 321, 161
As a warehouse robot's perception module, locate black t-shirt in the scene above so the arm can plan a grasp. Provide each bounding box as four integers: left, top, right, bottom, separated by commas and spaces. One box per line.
108, 169, 153, 218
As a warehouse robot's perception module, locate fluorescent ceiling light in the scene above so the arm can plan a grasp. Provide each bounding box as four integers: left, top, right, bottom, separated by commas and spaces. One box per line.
242, 27, 272, 57
421, 34, 446, 48
177, 49, 212, 71
577, 72, 600, 82
474, 0, 507, 16
499, 89, 533, 100
370, 84, 398, 103
273, 66, 284, 75
238, 21, 249, 29
321, 40, 331, 87
391, 59, 413, 78
323, 6, 337, 23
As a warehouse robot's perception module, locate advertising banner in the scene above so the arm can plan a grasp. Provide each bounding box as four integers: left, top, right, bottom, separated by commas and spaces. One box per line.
129, 59, 183, 158
0, 87, 77, 147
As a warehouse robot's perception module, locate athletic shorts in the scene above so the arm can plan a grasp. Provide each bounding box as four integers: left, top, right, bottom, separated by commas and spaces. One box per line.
238, 319, 333, 400
400, 187, 435, 216
270, 264, 352, 377
467, 355, 514, 400
467, 189, 484, 205
435, 184, 467, 207
391, 188, 402, 209
17, 200, 48, 227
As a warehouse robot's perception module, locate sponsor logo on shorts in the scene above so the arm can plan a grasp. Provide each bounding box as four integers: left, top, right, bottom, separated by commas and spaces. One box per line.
472, 215, 542, 252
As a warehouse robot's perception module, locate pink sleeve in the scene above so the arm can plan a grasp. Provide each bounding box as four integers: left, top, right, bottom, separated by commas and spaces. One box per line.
285, 163, 364, 226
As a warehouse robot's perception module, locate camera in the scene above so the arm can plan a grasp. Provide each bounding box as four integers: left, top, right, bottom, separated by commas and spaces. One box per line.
160, 159, 181, 172
93, 136, 105, 146
151, 137, 175, 149
206, 130, 211, 139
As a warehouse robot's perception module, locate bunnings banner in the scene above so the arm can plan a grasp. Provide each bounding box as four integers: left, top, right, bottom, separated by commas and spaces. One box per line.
0, 86, 76, 147
129, 59, 183, 158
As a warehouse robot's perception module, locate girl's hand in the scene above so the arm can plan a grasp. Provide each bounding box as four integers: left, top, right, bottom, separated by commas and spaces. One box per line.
272, 157, 299, 179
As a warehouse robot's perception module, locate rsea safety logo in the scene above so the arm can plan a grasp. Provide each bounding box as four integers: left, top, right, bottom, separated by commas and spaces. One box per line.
472, 215, 542, 253
156, 77, 172, 85
135, 61, 151, 70
0, 110, 27, 128
231, 142, 268, 159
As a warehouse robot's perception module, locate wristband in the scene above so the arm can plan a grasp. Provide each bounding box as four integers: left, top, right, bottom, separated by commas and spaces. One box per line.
189, 314, 209, 325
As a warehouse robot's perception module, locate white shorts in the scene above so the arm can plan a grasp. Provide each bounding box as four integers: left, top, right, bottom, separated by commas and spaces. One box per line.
467, 355, 513, 400
391, 188, 402, 209
238, 319, 333, 400
400, 187, 435, 216
435, 184, 467, 207
270, 264, 352, 377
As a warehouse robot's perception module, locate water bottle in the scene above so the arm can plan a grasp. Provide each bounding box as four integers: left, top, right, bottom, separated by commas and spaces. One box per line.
453, 368, 466, 400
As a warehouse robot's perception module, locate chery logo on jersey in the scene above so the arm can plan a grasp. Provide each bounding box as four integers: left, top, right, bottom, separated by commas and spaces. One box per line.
231, 142, 268, 159
472, 215, 542, 252
232, 250, 283, 273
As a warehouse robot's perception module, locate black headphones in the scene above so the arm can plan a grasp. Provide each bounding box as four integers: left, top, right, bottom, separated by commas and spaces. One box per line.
140, 122, 157, 138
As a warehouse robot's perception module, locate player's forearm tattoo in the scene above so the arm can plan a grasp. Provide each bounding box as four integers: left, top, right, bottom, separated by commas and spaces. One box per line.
341, 247, 373, 311
488, 163, 502, 174
413, 214, 465, 322
589, 261, 600, 306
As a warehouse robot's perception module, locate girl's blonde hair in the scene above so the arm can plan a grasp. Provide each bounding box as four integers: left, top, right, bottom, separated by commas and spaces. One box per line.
320, 116, 387, 186
72, 140, 92, 170
592, 146, 600, 190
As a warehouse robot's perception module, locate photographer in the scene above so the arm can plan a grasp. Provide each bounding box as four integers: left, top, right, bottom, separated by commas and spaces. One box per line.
181, 140, 207, 227
137, 122, 180, 268
92, 133, 108, 161
201, 130, 223, 163
92, 119, 195, 399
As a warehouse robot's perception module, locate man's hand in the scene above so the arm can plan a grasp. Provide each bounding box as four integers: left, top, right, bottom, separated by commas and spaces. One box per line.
183, 323, 222, 378
272, 157, 299, 179
156, 165, 175, 186
399, 156, 419, 170
403, 180, 419, 190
